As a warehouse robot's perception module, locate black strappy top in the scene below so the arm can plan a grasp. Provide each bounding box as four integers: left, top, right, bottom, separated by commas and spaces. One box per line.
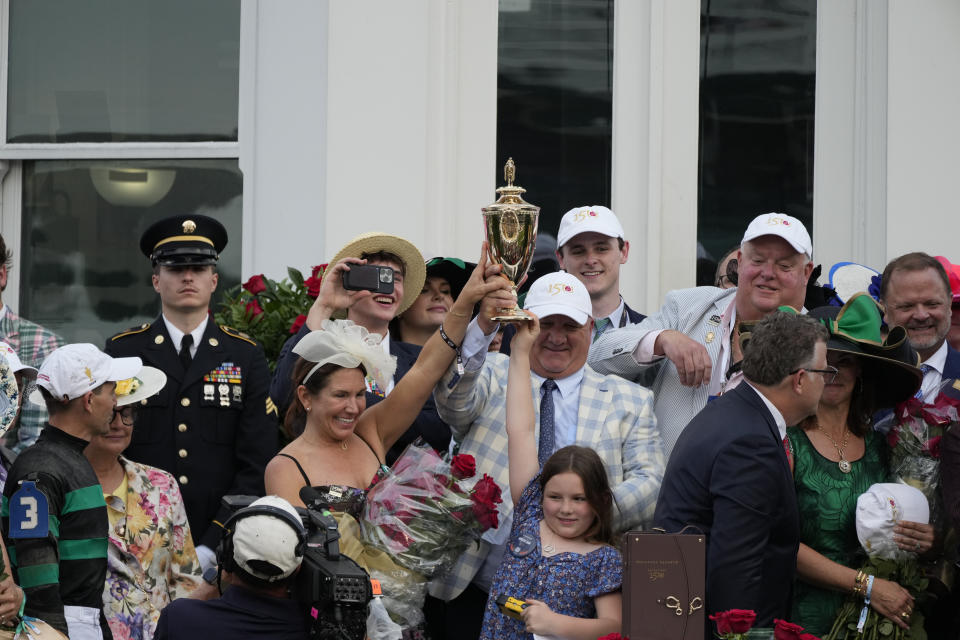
277, 434, 388, 519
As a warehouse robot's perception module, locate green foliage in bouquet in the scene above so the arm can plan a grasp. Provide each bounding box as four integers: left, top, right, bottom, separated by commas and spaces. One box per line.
214, 264, 327, 371
824, 557, 928, 640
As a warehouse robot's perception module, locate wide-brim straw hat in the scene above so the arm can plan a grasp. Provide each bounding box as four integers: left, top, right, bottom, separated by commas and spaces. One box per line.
808, 292, 922, 407
330, 232, 426, 316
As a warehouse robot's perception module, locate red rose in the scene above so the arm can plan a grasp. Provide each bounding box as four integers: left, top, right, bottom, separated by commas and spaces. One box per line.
887, 427, 900, 448
304, 276, 323, 298
798, 634, 821, 640
451, 454, 477, 479
245, 299, 263, 317
926, 435, 942, 458
710, 612, 732, 635
773, 619, 805, 640
312, 263, 328, 279
596, 635, 627, 640
472, 474, 503, 506
725, 610, 757, 634
289, 314, 307, 334
243, 274, 267, 295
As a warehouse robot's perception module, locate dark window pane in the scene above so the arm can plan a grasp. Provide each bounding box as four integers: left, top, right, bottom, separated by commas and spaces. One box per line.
7, 0, 240, 143
20, 159, 242, 345
697, 1, 816, 278
496, 0, 614, 240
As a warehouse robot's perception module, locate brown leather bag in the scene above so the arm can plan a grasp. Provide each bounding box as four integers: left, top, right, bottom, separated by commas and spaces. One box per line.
621, 529, 705, 640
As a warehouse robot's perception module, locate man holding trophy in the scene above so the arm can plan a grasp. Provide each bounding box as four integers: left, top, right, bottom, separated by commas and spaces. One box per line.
423, 160, 666, 639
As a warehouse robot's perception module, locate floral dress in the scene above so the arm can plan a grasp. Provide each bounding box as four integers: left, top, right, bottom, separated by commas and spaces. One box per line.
479, 475, 622, 640
102, 457, 202, 640
788, 427, 887, 636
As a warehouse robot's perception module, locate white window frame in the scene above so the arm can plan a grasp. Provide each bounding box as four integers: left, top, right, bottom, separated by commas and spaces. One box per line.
0, 0, 258, 309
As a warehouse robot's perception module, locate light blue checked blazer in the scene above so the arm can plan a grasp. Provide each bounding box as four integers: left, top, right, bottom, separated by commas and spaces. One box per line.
588, 286, 736, 458
427, 352, 665, 601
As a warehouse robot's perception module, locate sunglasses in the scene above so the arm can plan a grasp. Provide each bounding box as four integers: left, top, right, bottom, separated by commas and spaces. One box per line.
112, 405, 137, 426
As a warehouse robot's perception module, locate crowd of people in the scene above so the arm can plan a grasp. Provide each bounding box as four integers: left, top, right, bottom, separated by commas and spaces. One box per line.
0, 206, 955, 640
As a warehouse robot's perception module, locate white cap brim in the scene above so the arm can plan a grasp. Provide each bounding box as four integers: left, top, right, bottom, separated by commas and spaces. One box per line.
115, 366, 167, 406
526, 304, 590, 326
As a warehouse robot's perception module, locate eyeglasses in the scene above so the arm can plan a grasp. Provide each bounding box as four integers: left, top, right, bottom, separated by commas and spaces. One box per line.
112, 405, 137, 426
790, 366, 839, 384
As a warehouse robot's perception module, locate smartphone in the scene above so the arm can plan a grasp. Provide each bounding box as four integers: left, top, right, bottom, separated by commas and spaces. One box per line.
341, 264, 395, 294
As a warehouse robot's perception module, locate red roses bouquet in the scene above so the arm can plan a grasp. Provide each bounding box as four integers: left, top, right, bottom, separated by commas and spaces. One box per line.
361, 440, 503, 577
215, 264, 328, 370
709, 610, 820, 640
883, 380, 960, 517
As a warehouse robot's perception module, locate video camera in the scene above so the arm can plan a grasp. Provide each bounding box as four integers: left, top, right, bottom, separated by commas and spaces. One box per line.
220, 488, 372, 640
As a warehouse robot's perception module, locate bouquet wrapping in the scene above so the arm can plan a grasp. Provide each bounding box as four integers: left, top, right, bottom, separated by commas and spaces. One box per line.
361, 440, 502, 578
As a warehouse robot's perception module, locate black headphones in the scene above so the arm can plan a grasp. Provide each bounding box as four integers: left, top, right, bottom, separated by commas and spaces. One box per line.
216, 503, 308, 581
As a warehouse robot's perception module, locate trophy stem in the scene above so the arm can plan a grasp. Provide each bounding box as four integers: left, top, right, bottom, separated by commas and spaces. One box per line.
491, 283, 533, 323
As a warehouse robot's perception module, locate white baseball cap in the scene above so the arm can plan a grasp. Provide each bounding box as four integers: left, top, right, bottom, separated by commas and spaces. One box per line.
36, 344, 142, 401
0, 341, 37, 378
741, 212, 812, 258
856, 482, 929, 560
556, 205, 624, 249
232, 495, 305, 582
524, 271, 593, 325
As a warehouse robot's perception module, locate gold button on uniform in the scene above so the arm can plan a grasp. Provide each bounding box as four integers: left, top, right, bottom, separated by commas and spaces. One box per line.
154, 335, 164, 345
179, 475, 188, 485
178, 423, 188, 433
208, 338, 219, 347
180, 397, 190, 407
178, 449, 188, 458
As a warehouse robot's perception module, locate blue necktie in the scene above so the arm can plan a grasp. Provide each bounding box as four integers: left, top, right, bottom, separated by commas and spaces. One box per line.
538, 379, 558, 467
914, 363, 933, 400
593, 317, 611, 343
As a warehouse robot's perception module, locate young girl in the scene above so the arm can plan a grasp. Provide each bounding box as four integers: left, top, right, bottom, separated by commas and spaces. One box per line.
479, 315, 622, 640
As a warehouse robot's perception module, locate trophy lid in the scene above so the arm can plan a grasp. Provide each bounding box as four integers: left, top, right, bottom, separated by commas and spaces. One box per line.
482, 158, 540, 215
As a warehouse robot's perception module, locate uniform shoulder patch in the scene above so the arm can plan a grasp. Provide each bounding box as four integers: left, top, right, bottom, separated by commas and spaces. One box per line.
220, 325, 257, 347
110, 323, 152, 341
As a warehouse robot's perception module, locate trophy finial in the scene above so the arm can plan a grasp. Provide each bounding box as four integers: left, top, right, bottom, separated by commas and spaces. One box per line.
505, 158, 516, 186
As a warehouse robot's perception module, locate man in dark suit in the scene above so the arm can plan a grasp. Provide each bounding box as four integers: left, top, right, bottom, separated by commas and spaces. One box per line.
654, 311, 828, 632
881, 252, 960, 638
270, 232, 448, 463
106, 215, 278, 573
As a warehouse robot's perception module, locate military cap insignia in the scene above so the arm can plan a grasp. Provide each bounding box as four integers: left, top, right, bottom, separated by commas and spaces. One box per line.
183, 219, 197, 234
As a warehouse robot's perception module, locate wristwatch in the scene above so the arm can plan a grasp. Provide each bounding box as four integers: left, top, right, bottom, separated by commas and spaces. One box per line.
202, 566, 219, 586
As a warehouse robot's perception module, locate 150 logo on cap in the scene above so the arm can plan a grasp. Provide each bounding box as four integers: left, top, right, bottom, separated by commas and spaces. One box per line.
767, 216, 790, 226
572, 209, 599, 222
547, 283, 574, 296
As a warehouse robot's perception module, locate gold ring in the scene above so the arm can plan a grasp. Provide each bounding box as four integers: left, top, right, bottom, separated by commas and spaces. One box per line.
900, 611, 910, 619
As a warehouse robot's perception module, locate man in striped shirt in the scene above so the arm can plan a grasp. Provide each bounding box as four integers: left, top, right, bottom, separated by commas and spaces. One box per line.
2, 344, 141, 639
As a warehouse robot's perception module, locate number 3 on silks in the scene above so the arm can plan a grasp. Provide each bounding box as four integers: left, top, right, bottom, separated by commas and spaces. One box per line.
9, 481, 49, 539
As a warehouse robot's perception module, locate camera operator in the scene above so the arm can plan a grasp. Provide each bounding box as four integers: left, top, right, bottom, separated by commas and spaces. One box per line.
154, 496, 310, 639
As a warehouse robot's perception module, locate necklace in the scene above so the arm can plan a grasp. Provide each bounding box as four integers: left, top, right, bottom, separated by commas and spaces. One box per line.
817, 424, 852, 473
341, 440, 348, 451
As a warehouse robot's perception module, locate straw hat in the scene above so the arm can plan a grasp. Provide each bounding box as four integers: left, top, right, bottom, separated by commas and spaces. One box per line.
329, 232, 426, 315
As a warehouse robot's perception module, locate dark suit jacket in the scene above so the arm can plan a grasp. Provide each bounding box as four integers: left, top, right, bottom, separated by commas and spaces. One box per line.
931, 345, 960, 531
107, 317, 277, 549
270, 325, 449, 464
654, 383, 799, 632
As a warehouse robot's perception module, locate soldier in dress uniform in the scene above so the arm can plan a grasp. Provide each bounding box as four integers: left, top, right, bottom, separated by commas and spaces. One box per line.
105, 215, 277, 573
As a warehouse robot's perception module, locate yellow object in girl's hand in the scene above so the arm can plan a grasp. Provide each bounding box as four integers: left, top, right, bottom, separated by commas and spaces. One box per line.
495, 594, 528, 620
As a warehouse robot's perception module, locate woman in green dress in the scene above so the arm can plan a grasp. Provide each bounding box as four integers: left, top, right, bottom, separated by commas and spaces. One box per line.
788, 293, 933, 635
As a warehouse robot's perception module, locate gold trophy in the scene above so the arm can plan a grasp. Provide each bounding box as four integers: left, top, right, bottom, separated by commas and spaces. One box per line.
482, 158, 540, 322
